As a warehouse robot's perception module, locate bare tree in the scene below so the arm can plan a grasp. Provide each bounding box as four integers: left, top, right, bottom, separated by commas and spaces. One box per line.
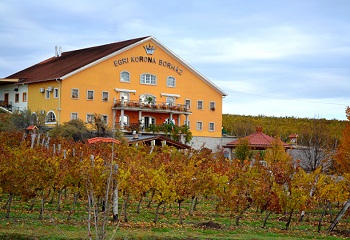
293, 119, 337, 172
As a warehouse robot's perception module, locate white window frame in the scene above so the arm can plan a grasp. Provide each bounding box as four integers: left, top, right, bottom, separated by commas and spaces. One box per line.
197, 100, 203, 110
142, 116, 156, 128
184, 120, 190, 129
102, 91, 109, 102
209, 122, 215, 131
140, 73, 157, 85
120, 71, 130, 83
45, 90, 50, 99
102, 115, 108, 124
86, 114, 94, 124
87, 90, 94, 100
166, 96, 175, 106
71, 112, 78, 120
210, 101, 215, 111
46, 111, 57, 123
120, 92, 130, 101
119, 115, 129, 126
166, 76, 176, 87
196, 121, 203, 131
140, 94, 156, 104
53, 88, 59, 98
72, 89, 79, 99
185, 99, 191, 109
30, 112, 37, 125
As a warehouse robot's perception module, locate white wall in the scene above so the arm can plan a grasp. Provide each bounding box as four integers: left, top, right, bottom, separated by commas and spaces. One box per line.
189, 135, 237, 153
0, 83, 28, 112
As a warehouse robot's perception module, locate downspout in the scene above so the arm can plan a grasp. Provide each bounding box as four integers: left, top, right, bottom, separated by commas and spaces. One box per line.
55, 79, 61, 125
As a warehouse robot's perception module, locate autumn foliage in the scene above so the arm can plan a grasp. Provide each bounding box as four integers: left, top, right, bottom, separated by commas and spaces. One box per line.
1, 109, 350, 239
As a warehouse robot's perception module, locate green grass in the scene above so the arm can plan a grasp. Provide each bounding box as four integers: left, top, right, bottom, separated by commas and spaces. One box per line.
0, 194, 349, 239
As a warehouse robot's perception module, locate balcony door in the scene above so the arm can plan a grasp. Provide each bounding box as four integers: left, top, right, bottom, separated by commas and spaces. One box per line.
142, 116, 156, 128
120, 92, 129, 102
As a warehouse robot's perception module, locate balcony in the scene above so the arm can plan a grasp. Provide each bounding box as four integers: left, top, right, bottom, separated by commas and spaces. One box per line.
113, 100, 191, 114
0, 100, 12, 112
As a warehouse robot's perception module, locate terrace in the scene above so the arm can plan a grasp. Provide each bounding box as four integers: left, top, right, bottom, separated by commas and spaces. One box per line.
0, 100, 12, 112
113, 99, 190, 114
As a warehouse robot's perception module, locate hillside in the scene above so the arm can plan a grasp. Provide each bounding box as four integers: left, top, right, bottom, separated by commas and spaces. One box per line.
222, 114, 347, 145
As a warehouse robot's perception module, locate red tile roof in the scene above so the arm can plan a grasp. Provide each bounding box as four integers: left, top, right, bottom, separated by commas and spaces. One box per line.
5, 36, 149, 83
224, 127, 290, 149
26, 125, 38, 130
289, 133, 298, 138
87, 137, 121, 144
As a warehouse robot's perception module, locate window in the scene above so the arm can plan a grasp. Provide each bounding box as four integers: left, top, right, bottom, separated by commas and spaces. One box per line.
120, 71, 130, 82
15, 93, 19, 103
72, 89, 79, 99
140, 73, 156, 85
46, 111, 56, 123
87, 90, 94, 100
140, 94, 155, 104
184, 120, 191, 129
45, 90, 50, 99
30, 113, 37, 125
71, 112, 78, 120
22, 92, 27, 102
210, 101, 215, 111
166, 76, 176, 87
196, 121, 203, 131
54, 88, 59, 98
209, 122, 215, 131
102, 115, 108, 124
197, 100, 203, 110
166, 96, 175, 106
120, 92, 130, 101
142, 116, 156, 128
86, 114, 94, 124
185, 99, 191, 109
102, 91, 109, 101
119, 115, 129, 126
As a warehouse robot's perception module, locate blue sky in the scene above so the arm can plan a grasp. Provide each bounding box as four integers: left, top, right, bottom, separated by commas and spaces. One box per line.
1, 0, 350, 120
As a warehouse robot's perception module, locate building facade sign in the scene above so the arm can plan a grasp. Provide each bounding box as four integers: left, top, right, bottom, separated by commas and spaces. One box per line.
113, 56, 183, 75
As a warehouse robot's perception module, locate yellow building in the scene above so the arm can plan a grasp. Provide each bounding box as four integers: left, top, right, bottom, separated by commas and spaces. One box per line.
3, 36, 227, 144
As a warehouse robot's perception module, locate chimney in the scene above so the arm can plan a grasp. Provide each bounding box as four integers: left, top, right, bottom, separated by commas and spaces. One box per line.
256, 126, 263, 132
55, 46, 62, 57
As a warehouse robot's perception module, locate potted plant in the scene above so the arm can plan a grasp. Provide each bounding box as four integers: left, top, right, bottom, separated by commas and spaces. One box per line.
146, 96, 154, 104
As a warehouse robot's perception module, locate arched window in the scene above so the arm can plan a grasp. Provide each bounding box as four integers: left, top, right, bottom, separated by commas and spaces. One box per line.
46, 111, 57, 123
166, 76, 176, 87
140, 73, 156, 85
30, 112, 37, 125
140, 94, 156, 104
120, 71, 130, 82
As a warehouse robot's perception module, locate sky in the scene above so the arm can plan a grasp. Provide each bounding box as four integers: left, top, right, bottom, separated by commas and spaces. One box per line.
1, 0, 350, 120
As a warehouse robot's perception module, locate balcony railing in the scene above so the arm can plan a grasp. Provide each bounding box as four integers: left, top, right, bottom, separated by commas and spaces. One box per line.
113, 100, 190, 113
0, 101, 12, 112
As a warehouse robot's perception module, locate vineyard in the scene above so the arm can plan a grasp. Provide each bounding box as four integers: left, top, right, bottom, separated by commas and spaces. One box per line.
1, 130, 350, 239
